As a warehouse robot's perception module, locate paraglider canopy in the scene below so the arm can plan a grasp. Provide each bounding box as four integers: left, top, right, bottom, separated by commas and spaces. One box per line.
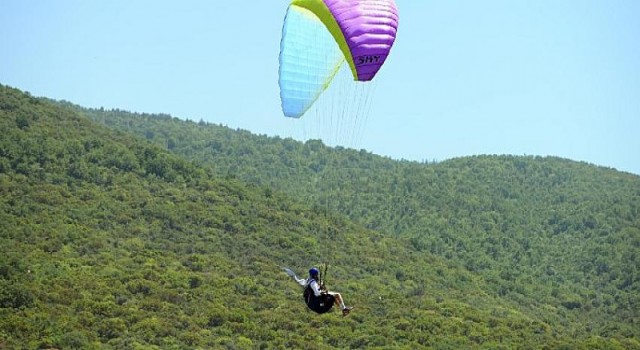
279, 0, 399, 118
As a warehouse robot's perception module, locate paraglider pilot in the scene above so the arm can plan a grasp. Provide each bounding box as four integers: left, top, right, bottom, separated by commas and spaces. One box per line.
285, 267, 353, 316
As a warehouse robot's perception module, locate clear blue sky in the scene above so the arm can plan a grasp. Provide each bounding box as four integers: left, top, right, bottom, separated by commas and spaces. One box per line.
2, 1, 639, 174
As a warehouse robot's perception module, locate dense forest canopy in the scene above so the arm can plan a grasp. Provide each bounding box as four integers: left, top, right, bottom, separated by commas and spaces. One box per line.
1, 84, 639, 348
76, 98, 640, 334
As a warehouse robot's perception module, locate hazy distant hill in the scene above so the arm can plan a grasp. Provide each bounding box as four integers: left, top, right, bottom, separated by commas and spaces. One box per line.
78, 100, 640, 341
1, 85, 638, 349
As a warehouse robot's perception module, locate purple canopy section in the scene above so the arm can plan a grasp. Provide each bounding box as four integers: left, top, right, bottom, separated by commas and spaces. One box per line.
324, 0, 399, 81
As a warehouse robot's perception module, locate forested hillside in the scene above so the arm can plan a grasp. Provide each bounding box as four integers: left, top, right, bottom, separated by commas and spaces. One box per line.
1, 85, 638, 349
77, 101, 640, 343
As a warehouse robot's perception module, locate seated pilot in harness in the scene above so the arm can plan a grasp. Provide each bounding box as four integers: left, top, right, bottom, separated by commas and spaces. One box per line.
286, 266, 353, 316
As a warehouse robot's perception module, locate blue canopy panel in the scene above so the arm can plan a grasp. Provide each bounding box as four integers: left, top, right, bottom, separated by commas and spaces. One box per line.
278, 5, 345, 118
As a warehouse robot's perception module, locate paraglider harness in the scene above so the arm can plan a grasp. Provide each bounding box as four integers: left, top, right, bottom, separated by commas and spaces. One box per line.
303, 264, 335, 314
